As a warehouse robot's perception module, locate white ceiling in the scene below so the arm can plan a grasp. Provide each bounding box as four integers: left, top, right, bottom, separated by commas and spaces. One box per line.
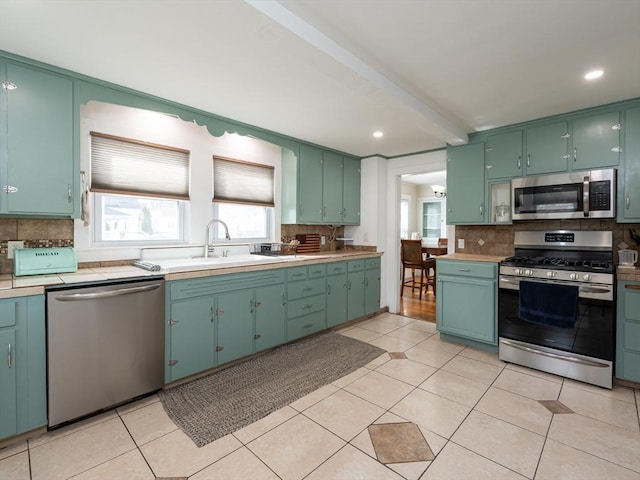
1, 1, 639, 158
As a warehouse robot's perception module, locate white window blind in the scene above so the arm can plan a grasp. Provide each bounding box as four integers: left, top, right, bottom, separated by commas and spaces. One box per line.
213, 156, 274, 207
90, 132, 190, 200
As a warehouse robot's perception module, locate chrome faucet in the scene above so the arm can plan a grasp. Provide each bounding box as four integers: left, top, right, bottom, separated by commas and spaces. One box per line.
204, 219, 231, 257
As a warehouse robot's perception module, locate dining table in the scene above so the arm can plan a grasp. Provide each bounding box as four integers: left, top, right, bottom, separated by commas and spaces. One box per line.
422, 246, 448, 257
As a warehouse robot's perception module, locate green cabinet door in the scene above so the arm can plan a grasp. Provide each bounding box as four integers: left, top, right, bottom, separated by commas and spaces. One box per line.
446, 143, 485, 224
0, 295, 46, 440
342, 157, 361, 224
322, 151, 343, 224
620, 106, 640, 221
347, 260, 366, 321
216, 290, 254, 365
525, 121, 569, 175
0, 328, 17, 439
168, 297, 215, 382
616, 281, 640, 382
571, 111, 620, 170
298, 144, 323, 223
486, 130, 523, 179
326, 272, 348, 327
255, 284, 286, 352
364, 262, 381, 315
4, 62, 74, 215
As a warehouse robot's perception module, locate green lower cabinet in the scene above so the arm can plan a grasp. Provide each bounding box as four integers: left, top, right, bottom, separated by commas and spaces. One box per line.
0, 295, 46, 441
216, 290, 254, 365
287, 310, 326, 340
616, 281, 640, 382
327, 271, 348, 327
364, 258, 381, 315
168, 297, 216, 382
436, 260, 497, 347
255, 284, 286, 352
347, 262, 365, 321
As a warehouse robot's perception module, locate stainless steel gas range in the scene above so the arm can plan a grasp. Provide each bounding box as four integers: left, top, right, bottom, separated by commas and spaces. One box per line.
498, 230, 615, 388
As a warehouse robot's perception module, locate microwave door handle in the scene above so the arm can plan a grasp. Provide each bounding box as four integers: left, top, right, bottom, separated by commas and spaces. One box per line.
583, 175, 590, 217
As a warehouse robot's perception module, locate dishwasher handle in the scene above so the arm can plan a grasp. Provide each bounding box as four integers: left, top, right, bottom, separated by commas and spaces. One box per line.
55, 283, 161, 301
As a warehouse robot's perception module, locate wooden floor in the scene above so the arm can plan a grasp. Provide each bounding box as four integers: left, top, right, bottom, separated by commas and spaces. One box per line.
399, 286, 436, 323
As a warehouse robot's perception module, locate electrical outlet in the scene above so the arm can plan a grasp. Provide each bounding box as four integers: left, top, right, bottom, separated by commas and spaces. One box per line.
321, 235, 326, 245
7, 240, 24, 259
458, 238, 465, 249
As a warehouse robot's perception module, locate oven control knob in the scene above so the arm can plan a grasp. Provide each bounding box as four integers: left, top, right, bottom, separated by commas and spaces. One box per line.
524, 269, 533, 276
515, 268, 523, 275
583, 273, 591, 281
569, 273, 579, 280
546, 271, 556, 278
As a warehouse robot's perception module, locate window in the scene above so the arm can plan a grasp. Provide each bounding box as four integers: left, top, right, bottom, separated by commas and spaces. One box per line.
212, 156, 274, 241
400, 195, 410, 239
90, 132, 189, 244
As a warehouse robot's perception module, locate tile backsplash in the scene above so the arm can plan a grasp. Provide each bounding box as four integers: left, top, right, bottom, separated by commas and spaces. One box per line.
0, 219, 73, 274
455, 219, 640, 263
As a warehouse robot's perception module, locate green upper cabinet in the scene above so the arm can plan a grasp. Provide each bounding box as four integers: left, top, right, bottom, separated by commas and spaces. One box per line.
322, 151, 344, 224
571, 111, 621, 170
524, 121, 569, 175
620, 106, 640, 222
298, 144, 324, 223
485, 130, 523, 179
342, 157, 361, 224
282, 145, 361, 225
1, 61, 75, 216
446, 142, 485, 224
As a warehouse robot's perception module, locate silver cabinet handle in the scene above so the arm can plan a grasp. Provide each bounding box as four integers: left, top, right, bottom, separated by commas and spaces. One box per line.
479, 204, 483, 216
55, 283, 161, 301
3, 185, 18, 194
517, 155, 521, 169
574, 147, 578, 162
627, 196, 631, 209
458, 268, 471, 272
68, 184, 72, 203
7, 343, 12, 368
527, 154, 531, 168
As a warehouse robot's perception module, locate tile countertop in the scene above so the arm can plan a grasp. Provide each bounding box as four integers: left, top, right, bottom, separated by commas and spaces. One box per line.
617, 266, 640, 282
0, 251, 383, 297
436, 253, 507, 263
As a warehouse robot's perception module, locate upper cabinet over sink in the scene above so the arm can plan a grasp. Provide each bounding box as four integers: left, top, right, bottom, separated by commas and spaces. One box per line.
0, 60, 75, 216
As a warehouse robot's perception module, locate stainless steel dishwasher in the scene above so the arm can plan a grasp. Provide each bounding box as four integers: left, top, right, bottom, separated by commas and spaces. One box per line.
47, 277, 165, 426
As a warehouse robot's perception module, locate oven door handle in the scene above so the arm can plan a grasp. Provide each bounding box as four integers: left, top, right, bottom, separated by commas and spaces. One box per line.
500, 339, 610, 368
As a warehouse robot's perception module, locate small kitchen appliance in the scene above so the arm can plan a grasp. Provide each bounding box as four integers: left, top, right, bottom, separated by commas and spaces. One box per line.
618, 249, 638, 267
14, 247, 77, 276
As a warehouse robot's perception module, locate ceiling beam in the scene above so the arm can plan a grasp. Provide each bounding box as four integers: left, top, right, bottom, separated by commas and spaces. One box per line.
244, 0, 469, 146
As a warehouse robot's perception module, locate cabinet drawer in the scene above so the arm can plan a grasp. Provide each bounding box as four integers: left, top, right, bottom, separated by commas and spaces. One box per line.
287, 310, 326, 341
623, 321, 640, 352
365, 257, 380, 270
288, 277, 326, 300
327, 262, 347, 276
287, 266, 308, 282
437, 260, 496, 279
348, 260, 364, 272
0, 300, 18, 328
170, 270, 285, 300
288, 294, 326, 319
308, 264, 326, 278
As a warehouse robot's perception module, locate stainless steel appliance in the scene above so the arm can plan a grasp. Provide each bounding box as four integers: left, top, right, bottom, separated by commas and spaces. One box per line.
47, 278, 164, 426
498, 230, 614, 388
512, 168, 616, 220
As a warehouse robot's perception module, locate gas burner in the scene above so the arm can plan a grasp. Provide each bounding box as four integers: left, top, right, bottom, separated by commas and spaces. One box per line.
501, 255, 613, 274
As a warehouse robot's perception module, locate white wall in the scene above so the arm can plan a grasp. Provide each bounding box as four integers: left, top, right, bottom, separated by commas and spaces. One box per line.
74, 101, 283, 262
400, 181, 419, 237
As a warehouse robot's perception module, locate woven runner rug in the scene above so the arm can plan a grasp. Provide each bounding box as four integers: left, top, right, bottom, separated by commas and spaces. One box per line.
159, 332, 386, 447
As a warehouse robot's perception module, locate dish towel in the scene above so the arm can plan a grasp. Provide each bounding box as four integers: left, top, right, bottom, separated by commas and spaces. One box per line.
519, 280, 579, 328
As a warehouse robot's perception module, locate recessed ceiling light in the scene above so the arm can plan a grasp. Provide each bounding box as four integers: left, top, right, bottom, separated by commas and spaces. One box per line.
373, 131, 384, 138
584, 69, 604, 80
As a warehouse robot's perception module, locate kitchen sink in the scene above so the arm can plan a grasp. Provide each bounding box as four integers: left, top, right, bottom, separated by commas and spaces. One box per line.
153, 254, 300, 273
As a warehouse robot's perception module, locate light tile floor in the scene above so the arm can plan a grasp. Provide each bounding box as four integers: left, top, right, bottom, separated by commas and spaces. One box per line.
1, 312, 639, 480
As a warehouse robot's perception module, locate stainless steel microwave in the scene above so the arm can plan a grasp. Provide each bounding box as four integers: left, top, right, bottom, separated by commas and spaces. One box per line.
512, 168, 616, 220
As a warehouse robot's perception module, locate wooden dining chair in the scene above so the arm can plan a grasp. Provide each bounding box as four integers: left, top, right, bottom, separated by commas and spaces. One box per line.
424, 257, 437, 296
400, 239, 429, 299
